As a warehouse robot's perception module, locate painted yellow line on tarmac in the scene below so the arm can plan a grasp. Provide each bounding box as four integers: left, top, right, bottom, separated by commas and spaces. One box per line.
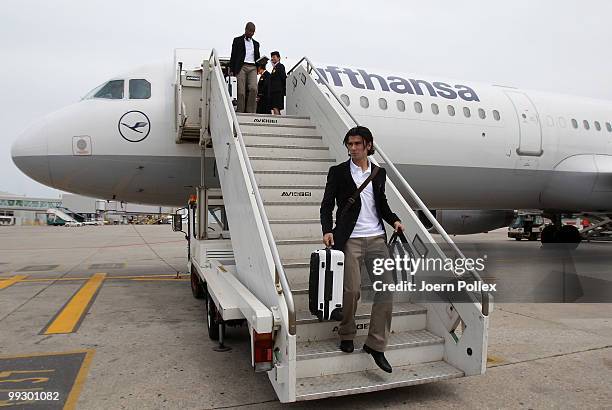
0, 274, 184, 283
44, 273, 106, 335
0, 275, 28, 290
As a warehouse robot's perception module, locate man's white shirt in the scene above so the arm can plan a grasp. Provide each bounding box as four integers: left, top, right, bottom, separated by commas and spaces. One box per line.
244, 37, 255, 64
349, 159, 385, 238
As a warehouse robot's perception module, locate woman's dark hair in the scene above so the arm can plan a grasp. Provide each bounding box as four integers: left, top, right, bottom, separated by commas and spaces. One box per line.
343, 126, 375, 156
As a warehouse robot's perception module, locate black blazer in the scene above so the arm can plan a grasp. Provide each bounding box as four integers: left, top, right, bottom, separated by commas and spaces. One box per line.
269, 62, 286, 95
229, 35, 260, 75
320, 159, 401, 252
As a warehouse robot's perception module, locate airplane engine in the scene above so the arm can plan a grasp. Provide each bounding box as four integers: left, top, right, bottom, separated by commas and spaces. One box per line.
418, 210, 515, 235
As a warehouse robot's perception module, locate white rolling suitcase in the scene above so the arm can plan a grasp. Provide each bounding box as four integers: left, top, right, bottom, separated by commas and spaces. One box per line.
309, 248, 344, 321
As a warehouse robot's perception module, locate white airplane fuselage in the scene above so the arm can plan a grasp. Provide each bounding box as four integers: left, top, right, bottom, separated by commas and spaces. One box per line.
11, 52, 612, 214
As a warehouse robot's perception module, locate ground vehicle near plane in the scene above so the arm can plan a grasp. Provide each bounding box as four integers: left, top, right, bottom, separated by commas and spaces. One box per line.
508, 214, 546, 241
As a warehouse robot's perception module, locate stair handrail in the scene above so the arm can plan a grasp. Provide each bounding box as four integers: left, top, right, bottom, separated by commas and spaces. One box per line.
209, 49, 297, 334
288, 57, 490, 316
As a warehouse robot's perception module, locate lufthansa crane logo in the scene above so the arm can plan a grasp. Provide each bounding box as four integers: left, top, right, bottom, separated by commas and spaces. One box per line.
118, 111, 151, 142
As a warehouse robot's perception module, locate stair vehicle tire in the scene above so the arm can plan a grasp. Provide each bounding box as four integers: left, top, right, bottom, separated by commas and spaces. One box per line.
190, 267, 205, 299
206, 287, 222, 340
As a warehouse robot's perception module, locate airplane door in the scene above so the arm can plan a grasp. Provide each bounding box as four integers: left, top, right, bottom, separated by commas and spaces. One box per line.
504, 91, 543, 156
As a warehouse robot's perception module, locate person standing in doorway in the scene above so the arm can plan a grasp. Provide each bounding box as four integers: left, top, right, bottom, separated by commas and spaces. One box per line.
229, 22, 260, 113
269, 51, 286, 115
320, 126, 405, 373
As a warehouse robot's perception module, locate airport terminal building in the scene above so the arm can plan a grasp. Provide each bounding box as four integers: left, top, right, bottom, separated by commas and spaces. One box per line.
0, 191, 175, 226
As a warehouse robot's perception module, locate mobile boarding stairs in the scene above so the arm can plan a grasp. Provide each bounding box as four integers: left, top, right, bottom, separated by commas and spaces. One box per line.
173, 50, 492, 402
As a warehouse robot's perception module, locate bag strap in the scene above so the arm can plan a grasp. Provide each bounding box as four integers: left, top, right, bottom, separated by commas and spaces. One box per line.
338, 165, 380, 218
389, 230, 408, 245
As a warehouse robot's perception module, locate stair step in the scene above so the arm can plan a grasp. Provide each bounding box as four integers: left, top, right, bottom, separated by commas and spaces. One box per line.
295, 330, 444, 378
245, 144, 330, 159
298, 330, 442, 360
280, 260, 310, 284
254, 170, 328, 186
264, 204, 320, 220
243, 133, 323, 147
296, 302, 426, 325
295, 360, 463, 401
290, 282, 373, 313
260, 187, 324, 204
269, 219, 323, 240
276, 238, 323, 260
250, 157, 333, 171
240, 123, 319, 136
236, 113, 312, 127
295, 302, 427, 342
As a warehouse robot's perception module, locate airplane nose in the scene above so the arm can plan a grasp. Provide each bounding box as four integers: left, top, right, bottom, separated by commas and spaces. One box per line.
11, 119, 52, 186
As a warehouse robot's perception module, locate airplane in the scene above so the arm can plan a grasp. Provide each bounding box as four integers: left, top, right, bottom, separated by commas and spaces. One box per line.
10, 49, 612, 245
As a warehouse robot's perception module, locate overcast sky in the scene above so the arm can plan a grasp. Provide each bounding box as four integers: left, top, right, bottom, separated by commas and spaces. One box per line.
2, 0, 611, 198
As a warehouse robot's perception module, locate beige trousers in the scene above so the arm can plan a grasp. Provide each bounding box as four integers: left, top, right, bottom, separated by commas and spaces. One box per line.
236, 64, 257, 113
338, 234, 394, 351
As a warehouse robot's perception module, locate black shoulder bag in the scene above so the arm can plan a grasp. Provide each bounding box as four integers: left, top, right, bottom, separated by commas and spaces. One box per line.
337, 166, 380, 222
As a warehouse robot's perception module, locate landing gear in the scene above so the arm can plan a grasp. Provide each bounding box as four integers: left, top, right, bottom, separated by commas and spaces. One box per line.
540, 224, 582, 246
540, 225, 557, 243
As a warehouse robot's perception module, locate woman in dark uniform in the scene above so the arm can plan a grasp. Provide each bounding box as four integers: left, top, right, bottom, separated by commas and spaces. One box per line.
269, 51, 286, 115
256, 57, 271, 114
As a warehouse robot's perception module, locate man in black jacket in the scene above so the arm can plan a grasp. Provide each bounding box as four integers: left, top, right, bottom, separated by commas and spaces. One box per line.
320, 126, 404, 373
269, 51, 286, 115
229, 22, 260, 113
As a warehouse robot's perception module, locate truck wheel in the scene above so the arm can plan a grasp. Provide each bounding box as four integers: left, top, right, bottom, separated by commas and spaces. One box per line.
190, 267, 205, 299
206, 288, 221, 340
528, 233, 538, 241
514, 237, 521, 241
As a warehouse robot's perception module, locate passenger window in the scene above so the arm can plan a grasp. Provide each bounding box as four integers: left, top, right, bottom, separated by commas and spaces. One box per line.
414, 101, 423, 113
558, 117, 566, 128
571, 119, 578, 129
93, 80, 124, 99
463, 107, 471, 118
583, 120, 590, 130
607, 122, 612, 132
431, 103, 439, 115
340, 94, 350, 106
595, 121, 601, 131
447, 105, 455, 116
493, 110, 500, 121
129, 79, 151, 99
378, 98, 388, 110
396, 100, 405, 112
478, 108, 486, 119
360, 96, 369, 108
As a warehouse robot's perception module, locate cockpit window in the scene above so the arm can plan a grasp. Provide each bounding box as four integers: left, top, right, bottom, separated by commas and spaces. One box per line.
89, 80, 125, 99
129, 79, 151, 99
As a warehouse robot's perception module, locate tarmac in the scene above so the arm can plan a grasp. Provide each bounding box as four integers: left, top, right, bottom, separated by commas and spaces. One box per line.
0, 225, 610, 409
